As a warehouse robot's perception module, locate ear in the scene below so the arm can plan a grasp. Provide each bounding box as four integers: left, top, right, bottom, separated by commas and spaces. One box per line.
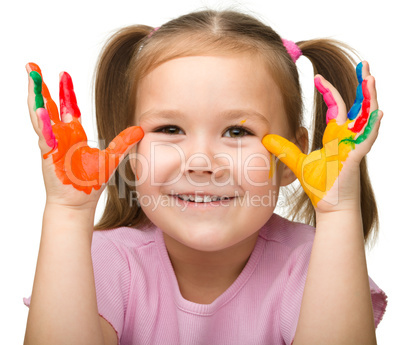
278, 127, 309, 187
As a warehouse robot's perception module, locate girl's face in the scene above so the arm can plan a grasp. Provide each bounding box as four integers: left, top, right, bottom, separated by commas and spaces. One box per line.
132, 54, 294, 252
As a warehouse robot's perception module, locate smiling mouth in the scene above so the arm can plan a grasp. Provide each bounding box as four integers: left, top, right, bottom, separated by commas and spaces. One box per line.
174, 194, 233, 203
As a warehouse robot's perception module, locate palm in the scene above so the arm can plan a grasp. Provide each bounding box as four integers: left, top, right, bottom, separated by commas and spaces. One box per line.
262, 62, 381, 209
27, 63, 143, 202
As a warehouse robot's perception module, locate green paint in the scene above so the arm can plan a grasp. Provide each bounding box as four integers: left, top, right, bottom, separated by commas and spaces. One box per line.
340, 110, 379, 146
30, 71, 44, 110
341, 135, 356, 149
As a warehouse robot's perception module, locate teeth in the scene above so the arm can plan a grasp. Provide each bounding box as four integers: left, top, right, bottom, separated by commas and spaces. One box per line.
204, 195, 212, 202
177, 194, 229, 202
194, 195, 204, 202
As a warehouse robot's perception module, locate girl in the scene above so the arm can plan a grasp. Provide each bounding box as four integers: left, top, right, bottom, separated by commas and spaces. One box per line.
24, 9, 387, 345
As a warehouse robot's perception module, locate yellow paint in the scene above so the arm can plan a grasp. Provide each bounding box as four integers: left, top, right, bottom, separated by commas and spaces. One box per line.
262, 118, 362, 207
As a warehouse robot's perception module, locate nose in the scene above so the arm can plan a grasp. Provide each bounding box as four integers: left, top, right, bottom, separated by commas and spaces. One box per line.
184, 141, 229, 181
186, 153, 212, 175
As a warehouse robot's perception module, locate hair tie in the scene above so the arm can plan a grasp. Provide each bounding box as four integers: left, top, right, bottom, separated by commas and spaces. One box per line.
281, 39, 302, 63
138, 27, 160, 55
147, 27, 160, 38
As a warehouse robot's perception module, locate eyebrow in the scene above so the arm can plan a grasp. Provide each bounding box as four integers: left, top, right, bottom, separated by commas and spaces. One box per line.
138, 108, 271, 127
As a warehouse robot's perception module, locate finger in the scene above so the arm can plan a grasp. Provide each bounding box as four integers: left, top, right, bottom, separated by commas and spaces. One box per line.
361, 61, 379, 118
26, 63, 60, 124
347, 62, 364, 121
105, 126, 144, 156
59, 72, 81, 123
26, 69, 43, 135
97, 126, 143, 185
27, 67, 49, 137
349, 78, 371, 133
36, 108, 58, 159
262, 134, 306, 178
340, 110, 383, 156
314, 75, 347, 125
356, 110, 383, 155
349, 62, 379, 134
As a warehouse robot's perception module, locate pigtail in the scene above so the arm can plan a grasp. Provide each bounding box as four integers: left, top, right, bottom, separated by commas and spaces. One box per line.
94, 25, 153, 230
291, 39, 378, 242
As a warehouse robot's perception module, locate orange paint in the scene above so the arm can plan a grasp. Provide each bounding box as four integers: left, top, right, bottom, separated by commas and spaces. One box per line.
29, 64, 144, 194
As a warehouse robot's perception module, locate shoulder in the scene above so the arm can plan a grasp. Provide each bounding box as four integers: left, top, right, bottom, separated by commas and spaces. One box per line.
259, 213, 315, 253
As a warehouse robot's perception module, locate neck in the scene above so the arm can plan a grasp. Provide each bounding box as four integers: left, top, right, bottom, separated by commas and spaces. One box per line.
163, 232, 259, 304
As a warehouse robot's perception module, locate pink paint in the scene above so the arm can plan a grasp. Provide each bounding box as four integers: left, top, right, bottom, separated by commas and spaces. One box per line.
314, 77, 338, 123
37, 108, 57, 150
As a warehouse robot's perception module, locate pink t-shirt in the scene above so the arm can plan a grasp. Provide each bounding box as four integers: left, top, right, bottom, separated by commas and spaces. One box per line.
88, 214, 387, 344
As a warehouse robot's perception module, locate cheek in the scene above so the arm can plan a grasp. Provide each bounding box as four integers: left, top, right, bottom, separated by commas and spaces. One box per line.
132, 137, 186, 185
239, 148, 275, 188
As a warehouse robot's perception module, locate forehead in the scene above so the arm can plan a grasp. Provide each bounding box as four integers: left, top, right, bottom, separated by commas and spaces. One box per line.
135, 54, 287, 134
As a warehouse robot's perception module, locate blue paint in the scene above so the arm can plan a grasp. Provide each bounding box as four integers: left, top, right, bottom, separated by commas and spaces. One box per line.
347, 62, 364, 121
356, 62, 363, 83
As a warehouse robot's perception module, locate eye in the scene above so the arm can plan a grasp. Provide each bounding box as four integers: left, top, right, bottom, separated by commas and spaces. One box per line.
154, 125, 184, 135
223, 126, 253, 138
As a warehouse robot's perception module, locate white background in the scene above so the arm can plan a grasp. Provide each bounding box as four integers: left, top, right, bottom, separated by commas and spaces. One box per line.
1, 0, 400, 343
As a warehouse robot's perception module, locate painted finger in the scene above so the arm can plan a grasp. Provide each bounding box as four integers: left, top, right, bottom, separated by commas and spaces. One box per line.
342, 109, 382, 146
26, 67, 42, 135
97, 126, 144, 185
26, 63, 60, 124
105, 126, 144, 156
314, 75, 347, 125
36, 108, 58, 158
356, 110, 383, 154
349, 75, 375, 134
347, 62, 364, 121
59, 72, 81, 123
262, 134, 306, 178
27, 67, 54, 137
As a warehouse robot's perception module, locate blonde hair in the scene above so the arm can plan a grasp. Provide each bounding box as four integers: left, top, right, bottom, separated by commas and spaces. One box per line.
94, 10, 378, 242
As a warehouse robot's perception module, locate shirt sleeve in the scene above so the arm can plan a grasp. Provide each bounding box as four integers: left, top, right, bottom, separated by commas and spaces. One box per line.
91, 231, 131, 342
279, 242, 387, 345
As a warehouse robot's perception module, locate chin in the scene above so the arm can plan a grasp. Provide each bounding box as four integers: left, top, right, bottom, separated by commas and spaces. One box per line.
174, 224, 251, 252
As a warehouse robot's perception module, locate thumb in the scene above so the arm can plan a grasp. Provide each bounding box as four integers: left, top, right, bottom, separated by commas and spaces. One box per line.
105, 126, 144, 156
262, 134, 305, 178
99, 126, 144, 184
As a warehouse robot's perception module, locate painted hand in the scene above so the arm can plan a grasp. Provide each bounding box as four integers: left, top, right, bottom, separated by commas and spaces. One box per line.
262, 62, 382, 209
27, 63, 144, 195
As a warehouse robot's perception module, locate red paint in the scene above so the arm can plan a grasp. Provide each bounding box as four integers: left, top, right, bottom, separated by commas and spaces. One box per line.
350, 80, 370, 133
60, 72, 81, 120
